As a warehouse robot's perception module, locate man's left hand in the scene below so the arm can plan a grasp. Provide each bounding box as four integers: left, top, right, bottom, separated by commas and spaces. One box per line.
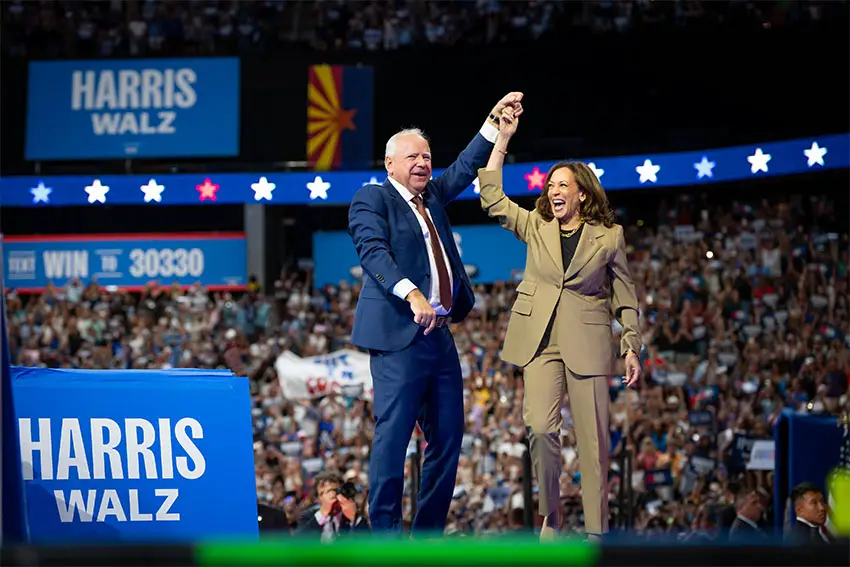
623, 352, 641, 388
491, 92, 524, 120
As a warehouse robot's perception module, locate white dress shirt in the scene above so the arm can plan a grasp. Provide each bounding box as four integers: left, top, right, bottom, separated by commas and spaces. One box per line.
314, 509, 339, 543
388, 120, 500, 314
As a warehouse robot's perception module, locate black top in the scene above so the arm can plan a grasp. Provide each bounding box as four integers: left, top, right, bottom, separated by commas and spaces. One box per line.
560, 223, 584, 273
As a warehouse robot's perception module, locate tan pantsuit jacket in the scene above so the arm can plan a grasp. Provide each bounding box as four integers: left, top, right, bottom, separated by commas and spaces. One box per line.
478, 167, 641, 536
478, 168, 641, 372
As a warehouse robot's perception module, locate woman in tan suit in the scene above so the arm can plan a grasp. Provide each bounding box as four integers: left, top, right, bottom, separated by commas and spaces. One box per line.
480, 107, 642, 540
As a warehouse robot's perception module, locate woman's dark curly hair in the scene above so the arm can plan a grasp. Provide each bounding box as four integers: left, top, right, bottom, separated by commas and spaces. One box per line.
535, 161, 615, 227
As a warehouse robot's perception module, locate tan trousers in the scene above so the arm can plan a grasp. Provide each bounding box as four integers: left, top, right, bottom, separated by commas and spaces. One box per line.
522, 315, 610, 536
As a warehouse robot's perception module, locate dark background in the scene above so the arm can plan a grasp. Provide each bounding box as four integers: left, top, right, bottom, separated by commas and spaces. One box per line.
2, 25, 847, 175
2, 21, 848, 279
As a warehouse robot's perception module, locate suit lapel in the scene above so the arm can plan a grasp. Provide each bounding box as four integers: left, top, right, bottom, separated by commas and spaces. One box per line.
565, 222, 604, 280
384, 181, 426, 247
541, 219, 563, 274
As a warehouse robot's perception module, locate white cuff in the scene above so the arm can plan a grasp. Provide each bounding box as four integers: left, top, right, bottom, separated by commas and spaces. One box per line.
479, 121, 499, 144
392, 278, 417, 300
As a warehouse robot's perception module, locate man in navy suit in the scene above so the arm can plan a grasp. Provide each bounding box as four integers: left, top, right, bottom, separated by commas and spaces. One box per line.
348, 93, 523, 535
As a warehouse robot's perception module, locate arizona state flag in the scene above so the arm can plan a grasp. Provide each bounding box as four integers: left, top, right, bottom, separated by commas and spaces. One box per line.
307, 65, 374, 171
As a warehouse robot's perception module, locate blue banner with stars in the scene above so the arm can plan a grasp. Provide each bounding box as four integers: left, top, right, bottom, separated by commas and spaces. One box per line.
2, 134, 847, 207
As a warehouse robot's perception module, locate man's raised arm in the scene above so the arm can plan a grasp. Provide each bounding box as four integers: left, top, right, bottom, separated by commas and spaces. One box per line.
429, 92, 524, 204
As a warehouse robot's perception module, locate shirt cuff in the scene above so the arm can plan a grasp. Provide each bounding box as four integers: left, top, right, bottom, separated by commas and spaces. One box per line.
392, 278, 417, 300
479, 121, 499, 144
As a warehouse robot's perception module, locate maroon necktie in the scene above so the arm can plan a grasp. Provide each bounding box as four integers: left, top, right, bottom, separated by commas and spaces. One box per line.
413, 195, 452, 311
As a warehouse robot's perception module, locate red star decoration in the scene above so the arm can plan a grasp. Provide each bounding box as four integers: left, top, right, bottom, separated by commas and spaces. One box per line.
525, 167, 545, 191
196, 178, 219, 201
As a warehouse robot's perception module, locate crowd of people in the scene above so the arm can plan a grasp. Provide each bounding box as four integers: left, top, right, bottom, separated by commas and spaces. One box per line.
1, 0, 840, 58
4, 185, 847, 538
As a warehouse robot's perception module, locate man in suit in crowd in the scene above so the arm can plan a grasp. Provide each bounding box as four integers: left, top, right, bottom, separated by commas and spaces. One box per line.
786, 482, 832, 544
729, 490, 768, 542
348, 92, 523, 535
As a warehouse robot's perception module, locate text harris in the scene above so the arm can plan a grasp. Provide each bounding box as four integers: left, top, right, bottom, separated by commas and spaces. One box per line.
19, 417, 206, 523
71, 68, 197, 136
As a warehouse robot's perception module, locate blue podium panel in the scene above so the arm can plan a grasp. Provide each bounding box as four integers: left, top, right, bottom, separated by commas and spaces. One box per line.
773, 409, 842, 532
10, 367, 258, 542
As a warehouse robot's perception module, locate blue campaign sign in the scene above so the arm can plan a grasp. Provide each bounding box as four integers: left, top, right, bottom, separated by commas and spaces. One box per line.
1, 133, 847, 207
11, 367, 258, 542
2, 233, 247, 292
644, 469, 674, 489
25, 58, 239, 160
314, 225, 527, 287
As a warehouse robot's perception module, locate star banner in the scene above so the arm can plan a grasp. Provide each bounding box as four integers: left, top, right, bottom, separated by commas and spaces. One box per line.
1, 134, 846, 207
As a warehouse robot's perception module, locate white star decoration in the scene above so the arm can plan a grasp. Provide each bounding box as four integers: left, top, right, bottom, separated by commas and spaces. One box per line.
587, 162, 604, 179
472, 177, 481, 194
30, 181, 52, 204
251, 176, 276, 201
140, 179, 164, 203
307, 176, 331, 200
747, 148, 771, 174
85, 179, 110, 204
804, 142, 827, 167
636, 159, 660, 183
362, 176, 381, 187
694, 156, 715, 179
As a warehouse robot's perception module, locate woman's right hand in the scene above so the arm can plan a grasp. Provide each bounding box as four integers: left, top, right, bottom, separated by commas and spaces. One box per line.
499, 105, 520, 139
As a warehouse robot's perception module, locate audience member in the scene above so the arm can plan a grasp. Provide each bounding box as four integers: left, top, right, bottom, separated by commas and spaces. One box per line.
5, 190, 849, 537
2, 0, 842, 59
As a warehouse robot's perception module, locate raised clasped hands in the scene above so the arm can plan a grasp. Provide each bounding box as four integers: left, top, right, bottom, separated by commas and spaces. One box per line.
491, 92, 524, 120
492, 92, 523, 141
499, 105, 521, 139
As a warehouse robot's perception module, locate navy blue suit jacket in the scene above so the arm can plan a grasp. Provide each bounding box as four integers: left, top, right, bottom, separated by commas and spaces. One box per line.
348, 132, 493, 352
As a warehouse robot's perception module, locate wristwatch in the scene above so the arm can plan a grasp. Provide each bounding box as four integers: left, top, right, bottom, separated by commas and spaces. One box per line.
488, 112, 500, 124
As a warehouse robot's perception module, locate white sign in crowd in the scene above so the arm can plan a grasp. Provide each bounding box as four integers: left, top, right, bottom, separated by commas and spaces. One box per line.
274, 349, 374, 401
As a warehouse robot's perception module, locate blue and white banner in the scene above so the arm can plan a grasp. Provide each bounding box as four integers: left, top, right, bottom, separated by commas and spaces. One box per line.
11, 367, 258, 542
25, 58, 239, 160
729, 433, 758, 473
2, 233, 247, 292
2, 134, 847, 207
313, 225, 527, 287
275, 349, 373, 401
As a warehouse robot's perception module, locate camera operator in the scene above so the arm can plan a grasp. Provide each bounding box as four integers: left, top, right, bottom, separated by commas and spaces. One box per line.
297, 472, 370, 541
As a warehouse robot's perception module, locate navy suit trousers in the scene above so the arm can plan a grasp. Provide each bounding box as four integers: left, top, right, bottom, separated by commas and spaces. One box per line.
367, 326, 464, 535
